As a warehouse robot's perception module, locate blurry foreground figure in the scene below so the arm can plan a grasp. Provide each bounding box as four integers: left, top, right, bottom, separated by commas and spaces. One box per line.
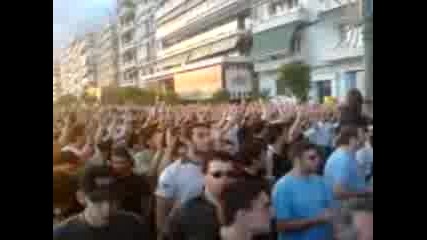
53, 166, 148, 240
220, 180, 271, 240
334, 198, 373, 240
162, 151, 238, 240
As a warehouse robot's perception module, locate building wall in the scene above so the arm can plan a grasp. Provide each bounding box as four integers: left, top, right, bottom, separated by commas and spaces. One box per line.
96, 23, 119, 88
145, 0, 253, 97
117, 0, 139, 86
252, 0, 365, 102
60, 34, 97, 97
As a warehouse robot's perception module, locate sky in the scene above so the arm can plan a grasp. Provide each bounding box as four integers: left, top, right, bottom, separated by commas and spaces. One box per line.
53, 0, 116, 54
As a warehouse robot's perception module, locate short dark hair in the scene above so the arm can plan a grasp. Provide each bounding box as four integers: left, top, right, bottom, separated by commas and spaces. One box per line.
288, 140, 319, 162
79, 165, 120, 202
222, 180, 269, 226
335, 126, 359, 146
201, 150, 236, 174
111, 146, 133, 164
69, 123, 85, 142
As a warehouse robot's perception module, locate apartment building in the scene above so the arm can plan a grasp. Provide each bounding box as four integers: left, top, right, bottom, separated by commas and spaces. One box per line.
117, 0, 139, 87
141, 0, 254, 99
95, 23, 119, 88
135, 0, 157, 88
53, 61, 62, 102
251, 0, 366, 102
60, 33, 97, 97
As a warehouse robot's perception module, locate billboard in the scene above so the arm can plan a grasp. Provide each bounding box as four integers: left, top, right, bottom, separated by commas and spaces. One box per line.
174, 65, 223, 98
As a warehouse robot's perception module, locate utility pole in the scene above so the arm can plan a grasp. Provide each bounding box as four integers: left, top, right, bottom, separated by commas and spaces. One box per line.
363, 0, 373, 115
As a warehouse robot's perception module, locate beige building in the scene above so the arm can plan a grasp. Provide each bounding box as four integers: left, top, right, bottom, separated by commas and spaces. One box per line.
140, 0, 254, 99
60, 33, 97, 97
117, 0, 139, 87
95, 23, 119, 88
53, 61, 62, 102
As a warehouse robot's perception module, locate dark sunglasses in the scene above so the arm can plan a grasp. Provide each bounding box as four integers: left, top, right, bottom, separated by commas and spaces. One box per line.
210, 171, 239, 179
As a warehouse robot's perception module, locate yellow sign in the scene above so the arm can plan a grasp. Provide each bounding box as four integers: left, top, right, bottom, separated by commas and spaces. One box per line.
86, 88, 102, 99
324, 96, 337, 106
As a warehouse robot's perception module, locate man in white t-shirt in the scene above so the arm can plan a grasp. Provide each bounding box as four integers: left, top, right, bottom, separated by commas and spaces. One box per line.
155, 123, 212, 237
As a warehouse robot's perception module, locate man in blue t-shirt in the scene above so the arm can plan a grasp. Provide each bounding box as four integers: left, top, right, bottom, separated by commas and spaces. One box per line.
272, 141, 335, 240
324, 126, 372, 202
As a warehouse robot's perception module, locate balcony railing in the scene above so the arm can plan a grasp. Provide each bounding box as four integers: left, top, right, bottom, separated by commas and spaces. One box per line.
120, 41, 136, 53
157, 0, 249, 41
323, 46, 364, 62
121, 60, 137, 71
252, 6, 310, 34
120, 21, 134, 33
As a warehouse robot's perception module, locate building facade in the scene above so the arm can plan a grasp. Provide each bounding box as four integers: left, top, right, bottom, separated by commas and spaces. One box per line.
117, 0, 139, 87
251, 0, 365, 103
141, 0, 255, 99
59, 33, 97, 97
135, 0, 157, 88
95, 23, 119, 88
53, 61, 62, 102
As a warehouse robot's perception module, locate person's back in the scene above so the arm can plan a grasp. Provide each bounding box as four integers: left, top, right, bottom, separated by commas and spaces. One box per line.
324, 148, 365, 194
53, 211, 148, 240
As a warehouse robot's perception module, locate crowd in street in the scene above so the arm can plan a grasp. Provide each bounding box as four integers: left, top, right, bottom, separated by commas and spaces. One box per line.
53, 88, 373, 240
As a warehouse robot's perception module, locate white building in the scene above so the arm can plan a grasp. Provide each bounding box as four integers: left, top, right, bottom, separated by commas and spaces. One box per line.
60, 33, 97, 97
95, 23, 119, 88
251, 0, 365, 102
141, 0, 255, 99
135, 0, 157, 88
117, 0, 139, 87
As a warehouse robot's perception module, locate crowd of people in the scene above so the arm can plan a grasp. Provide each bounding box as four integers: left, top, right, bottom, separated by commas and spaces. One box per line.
53, 88, 373, 240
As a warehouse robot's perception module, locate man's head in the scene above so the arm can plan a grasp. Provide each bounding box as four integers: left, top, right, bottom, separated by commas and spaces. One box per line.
97, 138, 112, 161
69, 123, 86, 148
190, 123, 212, 154
76, 166, 120, 225
202, 151, 238, 198
222, 180, 271, 235
336, 126, 364, 151
289, 141, 321, 174
110, 147, 134, 176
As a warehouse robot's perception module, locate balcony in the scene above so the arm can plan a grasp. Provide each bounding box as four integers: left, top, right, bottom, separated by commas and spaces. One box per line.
321, 0, 358, 13
120, 60, 137, 71
158, 0, 251, 42
120, 40, 136, 53
120, 21, 134, 33
254, 54, 303, 72
323, 46, 364, 62
252, 7, 310, 34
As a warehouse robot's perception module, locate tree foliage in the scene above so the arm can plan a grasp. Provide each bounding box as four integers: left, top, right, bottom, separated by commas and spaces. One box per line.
211, 90, 231, 103
277, 62, 311, 102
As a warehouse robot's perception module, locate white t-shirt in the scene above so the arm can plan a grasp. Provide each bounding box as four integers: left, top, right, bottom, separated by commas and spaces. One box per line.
155, 159, 204, 204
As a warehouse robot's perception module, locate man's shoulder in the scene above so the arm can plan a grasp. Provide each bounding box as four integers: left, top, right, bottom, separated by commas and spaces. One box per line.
53, 215, 83, 239
114, 210, 146, 225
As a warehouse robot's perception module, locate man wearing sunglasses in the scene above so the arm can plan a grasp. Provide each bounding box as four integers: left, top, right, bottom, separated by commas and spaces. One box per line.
272, 141, 335, 240
162, 151, 238, 240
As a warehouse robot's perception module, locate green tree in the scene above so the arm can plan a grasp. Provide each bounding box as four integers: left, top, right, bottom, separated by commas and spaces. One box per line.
211, 89, 230, 103
277, 62, 310, 102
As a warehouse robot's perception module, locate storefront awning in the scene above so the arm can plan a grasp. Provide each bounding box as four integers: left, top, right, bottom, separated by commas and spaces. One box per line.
251, 24, 299, 58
